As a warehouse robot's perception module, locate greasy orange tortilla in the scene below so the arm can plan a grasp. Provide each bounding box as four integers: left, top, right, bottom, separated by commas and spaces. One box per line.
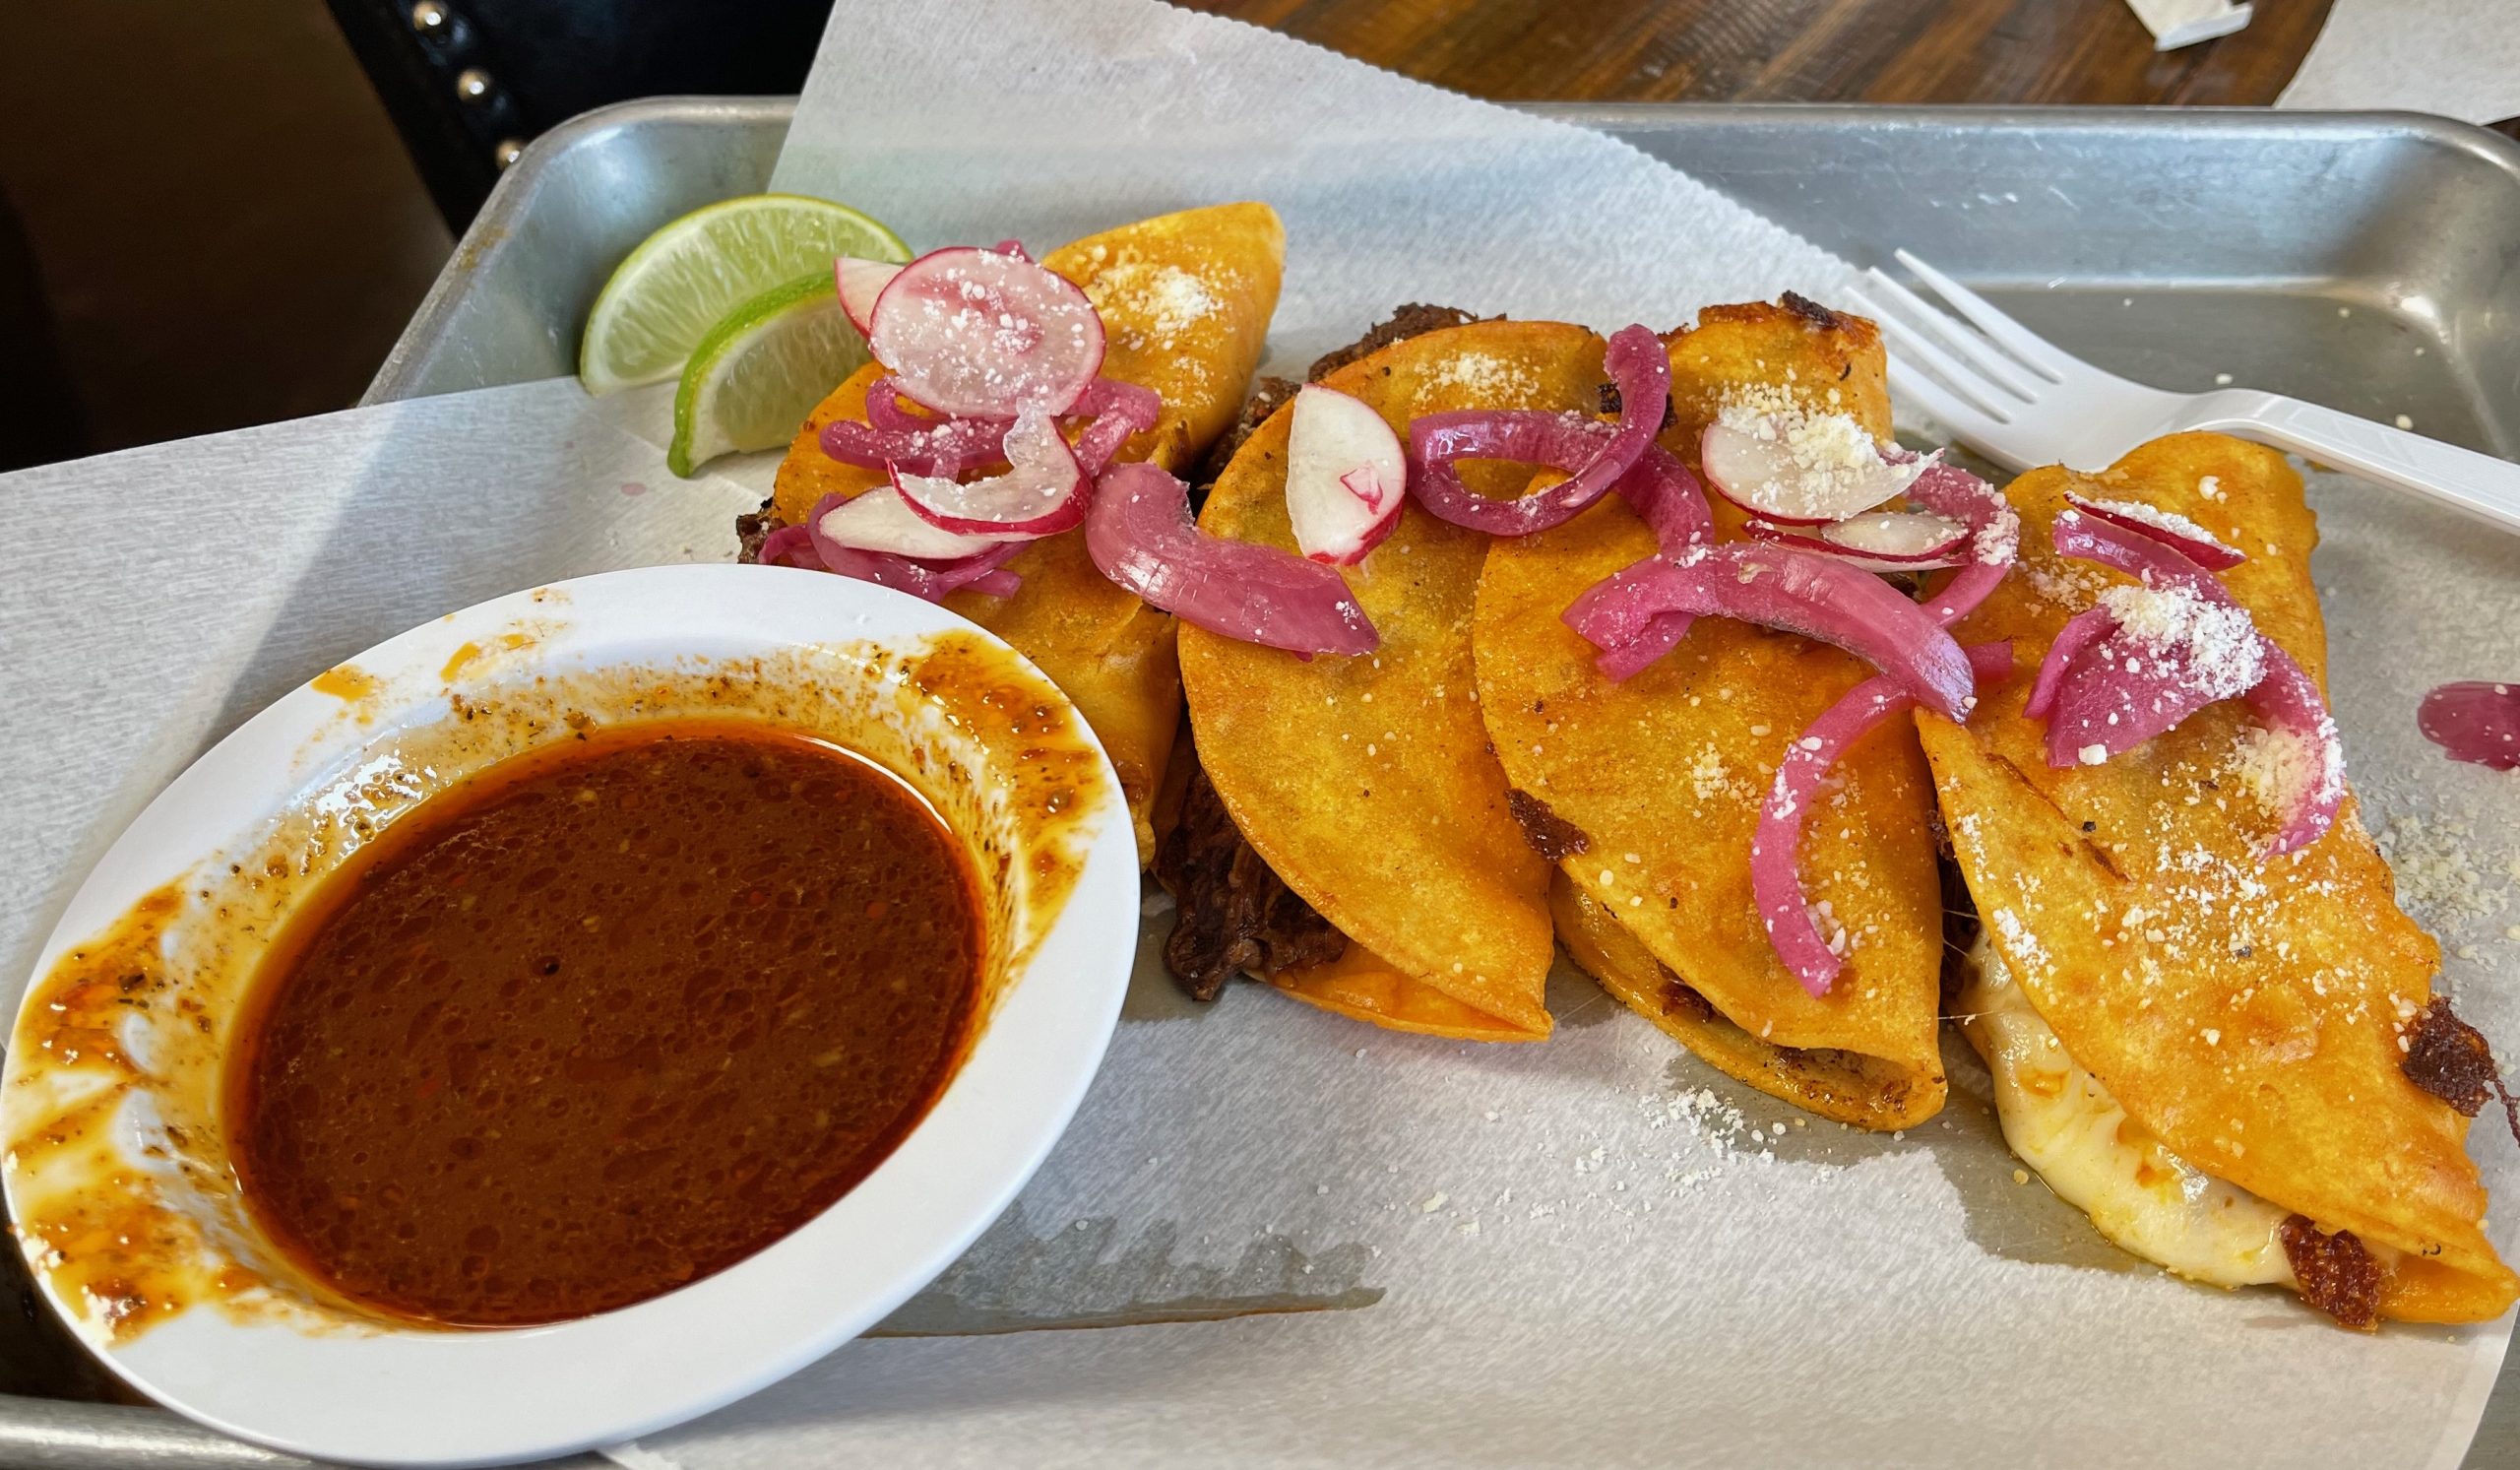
1470, 300, 1946, 1128
770, 203, 1285, 863
1919, 432, 2518, 1322
1179, 320, 1612, 1042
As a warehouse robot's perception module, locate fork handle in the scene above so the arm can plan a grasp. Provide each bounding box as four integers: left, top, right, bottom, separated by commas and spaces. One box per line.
2187, 392, 2520, 535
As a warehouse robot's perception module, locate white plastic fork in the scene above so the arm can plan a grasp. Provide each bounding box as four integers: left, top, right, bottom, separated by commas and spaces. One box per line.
1844, 249, 2520, 536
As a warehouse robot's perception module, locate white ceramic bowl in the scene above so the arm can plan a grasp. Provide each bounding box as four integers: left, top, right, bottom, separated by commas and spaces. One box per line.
0, 564, 1139, 1466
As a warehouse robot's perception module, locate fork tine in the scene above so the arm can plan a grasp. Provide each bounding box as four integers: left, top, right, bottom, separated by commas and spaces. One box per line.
1883, 358, 2029, 471
1892, 249, 2069, 380
1854, 269, 2043, 401
1847, 285, 2023, 422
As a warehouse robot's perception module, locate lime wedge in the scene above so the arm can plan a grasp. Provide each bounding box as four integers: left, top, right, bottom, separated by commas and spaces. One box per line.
580, 194, 908, 395
668, 272, 869, 478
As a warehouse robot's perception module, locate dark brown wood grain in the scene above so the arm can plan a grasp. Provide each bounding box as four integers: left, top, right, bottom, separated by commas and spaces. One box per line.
1181, 0, 2332, 105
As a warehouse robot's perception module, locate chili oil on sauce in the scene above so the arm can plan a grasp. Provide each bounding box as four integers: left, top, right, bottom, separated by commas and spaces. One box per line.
225, 721, 984, 1326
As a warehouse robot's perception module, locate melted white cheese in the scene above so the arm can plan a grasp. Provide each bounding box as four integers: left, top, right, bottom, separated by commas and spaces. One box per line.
1959, 933, 2296, 1289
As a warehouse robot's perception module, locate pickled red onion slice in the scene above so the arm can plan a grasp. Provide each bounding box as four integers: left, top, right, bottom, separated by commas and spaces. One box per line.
2050, 507, 2229, 605
1405, 324, 1669, 537
822, 412, 1008, 480
2240, 642, 2346, 857
868, 245, 1104, 418
1562, 542, 1979, 718
1086, 463, 1377, 657
1904, 461, 2020, 628
1590, 445, 1717, 676
864, 375, 963, 434
2043, 609, 2264, 768
1753, 641, 2014, 994
2418, 681, 2520, 771
2029, 507, 2343, 855
816, 487, 1018, 560
2023, 606, 2114, 721
835, 257, 901, 337
1068, 378, 1163, 477
1287, 384, 1407, 565
2063, 491, 2244, 570
893, 408, 1088, 538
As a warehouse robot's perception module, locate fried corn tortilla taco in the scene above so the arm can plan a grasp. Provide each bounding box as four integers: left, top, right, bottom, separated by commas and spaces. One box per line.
1167, 316, 1615, 1042
754, 202, 1286, 862
1469, 299, 1949, 1128
1920, 431, 2519, 1325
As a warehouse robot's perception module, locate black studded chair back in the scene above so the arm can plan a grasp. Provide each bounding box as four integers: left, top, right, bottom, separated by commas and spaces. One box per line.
326, 0, 834, 227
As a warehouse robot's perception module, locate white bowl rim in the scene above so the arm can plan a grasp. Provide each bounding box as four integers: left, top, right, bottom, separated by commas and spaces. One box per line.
1, 564, 1139, 1467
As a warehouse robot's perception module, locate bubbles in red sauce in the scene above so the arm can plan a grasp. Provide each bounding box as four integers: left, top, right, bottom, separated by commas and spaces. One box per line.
226, 721, 984, 1326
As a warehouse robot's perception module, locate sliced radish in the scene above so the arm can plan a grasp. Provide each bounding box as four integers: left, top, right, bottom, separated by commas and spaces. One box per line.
1286, 385, 1407, 565
786, 493, 1029, 603
835, 257, 901, 337
1743, 510, 1970, 570
2063, 491, 2244, 570
1700, 411, 1922, 525
893, 407, 1088, 538
868, 245, 1104, 418
815, 487, 1020, 560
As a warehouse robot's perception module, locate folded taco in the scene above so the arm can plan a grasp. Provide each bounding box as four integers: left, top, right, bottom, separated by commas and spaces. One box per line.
1920, 431, 2519, 1326
1470, 299, 1950, 1128
1166, 313, 1613, 1042
752, 202, 1285, 863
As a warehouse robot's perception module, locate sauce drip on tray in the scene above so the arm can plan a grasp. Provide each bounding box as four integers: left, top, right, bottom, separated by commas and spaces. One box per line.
226, 720, 982, 1326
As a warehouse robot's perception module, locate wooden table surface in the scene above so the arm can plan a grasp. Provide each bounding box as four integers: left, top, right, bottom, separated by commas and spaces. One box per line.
1189, 0, 2334, 104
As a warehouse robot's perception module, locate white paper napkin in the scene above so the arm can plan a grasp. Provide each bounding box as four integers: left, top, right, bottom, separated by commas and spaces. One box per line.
2279, 0, 2520, 125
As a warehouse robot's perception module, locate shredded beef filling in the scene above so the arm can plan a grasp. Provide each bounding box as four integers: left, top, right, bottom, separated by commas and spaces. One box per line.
1506, 789, 1590, 863
2402, 995, 2520, 1144
1306, 302, 1484, 382
1154, 755, 1346, 1001
1781, 290, 1851, 332
2278, 1216, 2385, 1330
734, 499, 778, 565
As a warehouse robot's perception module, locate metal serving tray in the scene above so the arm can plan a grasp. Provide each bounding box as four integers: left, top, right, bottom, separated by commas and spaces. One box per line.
8, 96, 2519, 1470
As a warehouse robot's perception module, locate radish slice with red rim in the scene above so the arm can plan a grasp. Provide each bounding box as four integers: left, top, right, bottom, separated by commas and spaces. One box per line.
835, 257, 901, 338
815, 487, 1022, 560
1744, 510, 1970, 570
894, 407, 1088, 538
1287, 384, 1407, 565
2062, 491, 2244, 570
1699, 407, 1922, 525
1405, 324, 1668, 537
2418, 681, 2520, 771
1086, 463, 1377, 656
1753, 641, 2014, 994
868, 245, 1105, 418
1561, 542, 1980, 718
778, 494, 1028, 602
